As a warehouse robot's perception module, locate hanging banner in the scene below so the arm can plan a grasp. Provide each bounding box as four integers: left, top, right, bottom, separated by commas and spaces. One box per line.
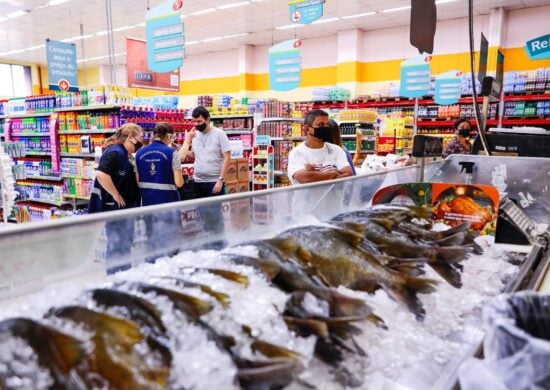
525, 34, 550, 60
127, 38, 181, 92
400, 55, 431, 98
45, 39, 78, 92
145, 0, 185, 73
288, 0, 325, 25
435, 70, 462, 105
269, 39, 302, 92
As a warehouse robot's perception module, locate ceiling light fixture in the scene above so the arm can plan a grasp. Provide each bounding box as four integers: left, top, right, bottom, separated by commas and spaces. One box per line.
186, 40, 199, 45
202, 36, 223, 42
341, 12, 376, 20
223, 33, 249, 39
275, 23, 305, 30
381, 5, 411, 13
6, 10, 30, 19
112, 25, 134, 32
311, 17, 340, 24
435, 0, 457, 4
0, 16, 7, 22
217, 1, 250, 9
47, 0, 70, 5
190, 8, 217, 16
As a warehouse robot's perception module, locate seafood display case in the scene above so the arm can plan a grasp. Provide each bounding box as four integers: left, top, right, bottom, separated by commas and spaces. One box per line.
0, 155, 549, 389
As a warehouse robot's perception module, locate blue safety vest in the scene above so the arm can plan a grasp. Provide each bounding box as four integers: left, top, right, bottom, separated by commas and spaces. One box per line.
136, 140, 180, 206
88, 144, 137, 213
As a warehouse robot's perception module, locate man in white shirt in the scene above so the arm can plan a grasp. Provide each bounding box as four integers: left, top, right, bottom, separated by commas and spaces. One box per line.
288, 109, 352, 185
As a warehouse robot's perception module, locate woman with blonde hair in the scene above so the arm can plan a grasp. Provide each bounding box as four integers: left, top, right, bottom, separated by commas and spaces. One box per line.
88, 123, 144, 274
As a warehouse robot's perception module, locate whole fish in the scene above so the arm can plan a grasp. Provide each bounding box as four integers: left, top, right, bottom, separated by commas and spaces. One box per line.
0, 317, 87, 389
275, 226, 438, 320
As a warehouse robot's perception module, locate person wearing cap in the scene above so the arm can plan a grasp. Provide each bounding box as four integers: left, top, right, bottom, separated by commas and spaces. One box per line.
442, 118, 473, 158
287, 109, 352, 185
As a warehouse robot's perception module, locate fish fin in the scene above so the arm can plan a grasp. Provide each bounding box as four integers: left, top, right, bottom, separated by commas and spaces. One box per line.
385, 276, 438, 321
349, 279, 380, 294
207, 269, 249, 287
435, 246, 471, 263
387, 261, 426, 277
333, 227, 367, 248
237, 358, 300, 390
429, 262, 463, 288
314, 337, 344, 367
45, 327, 84, 373
435, 231, 467, 246
324, 320, 363, 338
264, 238, 301, 257
406, 206, 433, 220
328, 291, 372, 318
208, 289, 231, 307
251, 340, 302, 360
284, 316, 329, 338
367, 313, 387, 329
369, 217, 400, 232
440, 221, 471, 236
335, 222, 368, 236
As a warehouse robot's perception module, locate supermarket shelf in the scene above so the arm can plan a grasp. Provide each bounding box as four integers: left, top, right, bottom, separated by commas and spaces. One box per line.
337, 120, 376, 124
253, 181, 270, 185
499, 118, 550, 126
0, 115, 7, 120
63, 194, 91, 201
211, 114, 253, 119
55, 105, 120, 112
61, 174, 94, 180
258, 117, 303, 122
350, 150, 376, 154
25, 152, 51, 157
18, 197, 70, 206
274, 170, 286, 175
253, 169, 269, 173
503, 93, 550, 102
243, 147, 253, 151
8, 112, 52, 119
11, 133, 50, 137
252, 155, 269, 159
262, 136, 305, 141
223, 129, 253, 135
21, 175, 63, 182
416, 134, 455, 138
58, 129, 117, 135
60, 152, 95, 158
341, 135, 358, 139
395, 136, 413, 139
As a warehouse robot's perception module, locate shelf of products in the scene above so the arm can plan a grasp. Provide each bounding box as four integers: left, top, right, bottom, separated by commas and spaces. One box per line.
58, 129, 117, 135
60, 152, 95, 158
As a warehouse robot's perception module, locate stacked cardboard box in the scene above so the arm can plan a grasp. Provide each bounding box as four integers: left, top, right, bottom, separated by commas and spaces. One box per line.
225, 158, 250, 194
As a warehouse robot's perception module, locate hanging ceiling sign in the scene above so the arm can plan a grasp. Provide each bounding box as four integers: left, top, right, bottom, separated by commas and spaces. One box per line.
45, 39, 78, 92
525, 34, 550, 60
269, 39, 302, 92
435, 70, 462, 105
145, 0, 185, 73
400, 55, 431, 98
288, 0, 325, 25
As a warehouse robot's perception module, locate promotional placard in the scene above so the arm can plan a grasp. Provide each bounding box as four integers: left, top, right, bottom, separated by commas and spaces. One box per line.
145, 0, 185, 73
525, 34, 550, 60
49, 113, 61, 173
255, 135, 272, 146
399, 55, 431, 98
435, 70, 462, 105
372, 182, 500, 236
269, 39, 302, 92
127, 38, 181, 92
45, 39, 78, 92
288, 0, 325, 25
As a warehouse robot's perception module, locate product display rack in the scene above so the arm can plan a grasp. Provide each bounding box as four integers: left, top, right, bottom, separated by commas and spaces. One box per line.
251, 144, 274, 190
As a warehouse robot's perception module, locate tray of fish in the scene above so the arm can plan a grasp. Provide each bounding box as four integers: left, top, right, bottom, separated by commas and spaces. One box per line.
0, 206, 525, 389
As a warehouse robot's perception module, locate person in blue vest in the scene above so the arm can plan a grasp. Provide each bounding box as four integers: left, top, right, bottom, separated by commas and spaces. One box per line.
88, 123, 143, 274
135, 122, 184, 262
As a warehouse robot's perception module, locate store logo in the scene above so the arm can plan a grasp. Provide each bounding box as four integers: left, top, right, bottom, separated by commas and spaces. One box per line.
58, 79, 70, 91
525, 34, 550, 60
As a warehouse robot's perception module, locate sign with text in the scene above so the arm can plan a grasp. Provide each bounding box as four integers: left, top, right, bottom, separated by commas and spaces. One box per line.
145, 0, 185, 73
269, 39, 302, 92
288, 0, 325, 25
400, 55, 431, 98
45, 39, 78, 92
127, 38, 180, 92
435, 70, 462, 105
525, 34, 550, 60
255, 135, 272, 146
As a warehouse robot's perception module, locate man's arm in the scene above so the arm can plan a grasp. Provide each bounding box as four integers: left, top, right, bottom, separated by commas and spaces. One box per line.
178, 130, 196, 161
337, 166, 353, 179
293, 169, 339, 184
213, 151, 231, 193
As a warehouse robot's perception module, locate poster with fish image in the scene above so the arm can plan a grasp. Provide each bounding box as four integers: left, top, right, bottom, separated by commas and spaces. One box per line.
372, 183, 500, 236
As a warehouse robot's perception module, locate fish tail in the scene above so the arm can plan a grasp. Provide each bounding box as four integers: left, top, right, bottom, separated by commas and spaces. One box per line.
407, 206, 433, 219
367, 312, 387, 329
283, 316, 329, 338
386, 276, 438, 320
435, 246, 471, 263
208, 269, 249, 287
369, 217, 400, 232
237, 358, 300, 390
428, 262, 463, 288
440, 221, 471, 237
328, 291, 373, 318
44, 327, 84, 373
386, 259, 427, 277
435, 231, 467, 246
314, 337, 344, 367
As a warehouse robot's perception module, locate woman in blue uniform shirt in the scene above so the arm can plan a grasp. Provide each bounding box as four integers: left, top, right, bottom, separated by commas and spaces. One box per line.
88, 123, 144, 273
135, 122, 184, 261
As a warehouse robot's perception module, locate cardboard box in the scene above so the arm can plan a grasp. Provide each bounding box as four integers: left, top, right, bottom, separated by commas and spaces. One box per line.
225, 181, 239, 194
237, 180, 249, 193
226, 160, 238, 182
237, 158, 249, 181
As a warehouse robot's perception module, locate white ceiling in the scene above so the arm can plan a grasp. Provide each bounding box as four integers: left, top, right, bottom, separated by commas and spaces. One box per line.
0, 0, 548, 67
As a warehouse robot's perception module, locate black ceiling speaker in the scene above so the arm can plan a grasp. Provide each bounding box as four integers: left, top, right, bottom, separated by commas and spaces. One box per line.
410, 0, 437, 54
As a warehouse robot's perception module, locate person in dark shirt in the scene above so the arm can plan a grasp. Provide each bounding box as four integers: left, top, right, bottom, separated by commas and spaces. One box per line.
88, 123, 144, 274
327, 119, 356, 175
442, 119, 472, 158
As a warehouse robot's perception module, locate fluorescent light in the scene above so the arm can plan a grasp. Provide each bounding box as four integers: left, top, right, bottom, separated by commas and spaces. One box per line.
217, 1, 250, 9
341, 12, 376, 20
95, 30, 108, 36
311, 17, 340, 24
180, 14, 188, 19
190, 8, 216, 16
135, 22, 146, 27
0, 16, 7, 22
112, 25, 133, 32
64, 34, 93, 42
47, 0, 70, 5
202, 36, 223, 42
6, 10, 29, 19
381, 5, 411, 13
275, 23, 305, 30
26, 44, 46, 51
223, 33, 248, 39
435, 0, 457, 3
186, 40, 199, 45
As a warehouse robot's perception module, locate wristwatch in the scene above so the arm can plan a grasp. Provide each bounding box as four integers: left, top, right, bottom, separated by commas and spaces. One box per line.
218, 177, 225, 182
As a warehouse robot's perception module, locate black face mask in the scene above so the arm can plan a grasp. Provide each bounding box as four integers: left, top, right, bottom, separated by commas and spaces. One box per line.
133, 140, 143, 151
312, 126, 331, 142
458, 128, 470, 138
196, 123, 207, 132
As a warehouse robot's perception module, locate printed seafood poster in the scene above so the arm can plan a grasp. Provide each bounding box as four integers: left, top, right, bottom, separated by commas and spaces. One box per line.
372, 183, 500, 236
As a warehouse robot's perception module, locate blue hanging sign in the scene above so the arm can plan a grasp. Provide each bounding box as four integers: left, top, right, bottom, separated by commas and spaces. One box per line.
435, 70, 462, 105
45, 39, 78, 92
288, 0, 325, 25
525, 34, 550, 60
145, 0, 185, 73
269, 39, 302, 92
400, 55, 431, 98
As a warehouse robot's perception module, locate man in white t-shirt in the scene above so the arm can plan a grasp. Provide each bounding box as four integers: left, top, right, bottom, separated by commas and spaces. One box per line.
288, 109, 352, 185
